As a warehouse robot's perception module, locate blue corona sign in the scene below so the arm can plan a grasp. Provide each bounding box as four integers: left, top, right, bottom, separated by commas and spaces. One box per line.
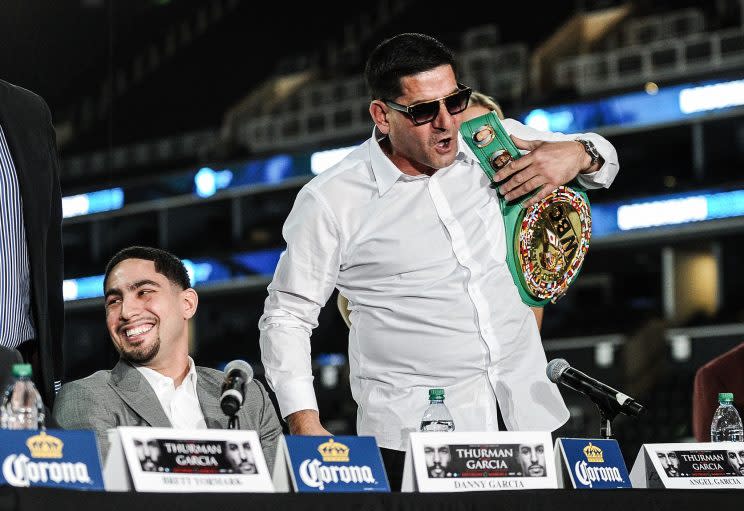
0, 429, 104, 490
557, 438, 631, 489
283, 436, 389, 492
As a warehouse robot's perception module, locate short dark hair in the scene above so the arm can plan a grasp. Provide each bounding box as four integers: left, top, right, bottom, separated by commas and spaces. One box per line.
364, 33, 457, 100
103, 246, 191, 291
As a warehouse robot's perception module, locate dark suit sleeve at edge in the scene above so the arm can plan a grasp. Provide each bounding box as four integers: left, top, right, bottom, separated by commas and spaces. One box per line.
43, 99, 64, 401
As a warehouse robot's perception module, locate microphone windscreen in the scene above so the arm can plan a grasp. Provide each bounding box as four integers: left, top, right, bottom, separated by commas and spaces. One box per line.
224, 359, 253, 382
546, 358, 570, 383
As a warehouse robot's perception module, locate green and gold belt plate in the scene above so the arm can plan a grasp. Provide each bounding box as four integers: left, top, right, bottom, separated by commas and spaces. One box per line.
460, 112, 592, 307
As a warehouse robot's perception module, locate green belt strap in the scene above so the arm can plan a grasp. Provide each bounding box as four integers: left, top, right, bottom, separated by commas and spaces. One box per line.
460, 112, 592, 307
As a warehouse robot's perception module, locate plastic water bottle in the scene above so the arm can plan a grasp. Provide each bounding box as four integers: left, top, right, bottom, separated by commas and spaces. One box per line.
420, 388, 455, 432
710, 392, 744, 442
0, 364, 44, 430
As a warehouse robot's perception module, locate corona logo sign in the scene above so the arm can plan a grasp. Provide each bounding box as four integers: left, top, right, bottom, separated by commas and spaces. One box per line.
317, 439, 349, 463
290, 436, 384, 492
26, 432, 63, 459
583, 443, 604, 463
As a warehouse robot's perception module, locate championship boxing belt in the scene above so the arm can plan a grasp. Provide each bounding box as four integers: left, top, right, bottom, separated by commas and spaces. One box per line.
460, 112, 592, 307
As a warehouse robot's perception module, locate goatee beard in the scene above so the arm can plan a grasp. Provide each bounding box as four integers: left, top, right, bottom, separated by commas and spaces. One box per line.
120, 336, 161, 364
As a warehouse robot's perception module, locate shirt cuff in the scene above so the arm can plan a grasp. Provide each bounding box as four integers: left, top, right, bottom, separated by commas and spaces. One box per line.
273, 378, 319, 421
574, 134, 617, 189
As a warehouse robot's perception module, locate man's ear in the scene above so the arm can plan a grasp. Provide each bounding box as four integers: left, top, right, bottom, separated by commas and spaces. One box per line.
181, 288, 198, 319
369, 100, 390, 135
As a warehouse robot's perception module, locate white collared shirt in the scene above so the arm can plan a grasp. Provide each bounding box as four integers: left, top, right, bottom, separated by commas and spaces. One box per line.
135, 356, 207, 430
259, 119, 619, 450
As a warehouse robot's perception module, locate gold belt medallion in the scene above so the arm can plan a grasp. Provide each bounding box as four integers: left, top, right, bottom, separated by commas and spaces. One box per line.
517, 186, 591, 300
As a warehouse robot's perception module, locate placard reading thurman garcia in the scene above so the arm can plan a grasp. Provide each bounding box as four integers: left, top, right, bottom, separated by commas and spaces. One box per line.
116, 427, 273, 492
421, 443, 547, 478
405, 431, 557, 492
654, 448, 744, 478
630, 442, 744, 489
129, 438, 257, 474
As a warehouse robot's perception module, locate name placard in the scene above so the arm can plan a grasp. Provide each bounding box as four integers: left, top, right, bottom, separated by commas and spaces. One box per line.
104, 426, 274, 492
555, 438, 631, 489
630, 442, 744, 489
401, 431, 557, 492
272, 435, 389, 492
0, 429, 104, 490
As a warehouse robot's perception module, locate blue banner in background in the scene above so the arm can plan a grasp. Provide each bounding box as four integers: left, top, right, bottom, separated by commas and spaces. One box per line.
285, 435, 389, 492
559, 438, 631, 489
0, 429, 104, 490
519, 77, 744, 134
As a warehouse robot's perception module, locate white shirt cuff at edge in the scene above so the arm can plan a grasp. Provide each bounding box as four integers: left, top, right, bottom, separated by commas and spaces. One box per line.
274, 379, 320, 421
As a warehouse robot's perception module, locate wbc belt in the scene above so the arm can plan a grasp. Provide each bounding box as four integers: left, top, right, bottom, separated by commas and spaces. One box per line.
460, 112, 591, 307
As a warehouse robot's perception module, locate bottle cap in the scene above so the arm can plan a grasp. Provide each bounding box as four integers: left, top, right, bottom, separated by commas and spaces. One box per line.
11, 364, 32, 378
719, 392, 734, 403
428, 388, 445, 400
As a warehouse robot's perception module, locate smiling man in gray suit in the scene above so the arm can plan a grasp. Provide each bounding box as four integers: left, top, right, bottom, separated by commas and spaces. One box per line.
53, 246, 282, 468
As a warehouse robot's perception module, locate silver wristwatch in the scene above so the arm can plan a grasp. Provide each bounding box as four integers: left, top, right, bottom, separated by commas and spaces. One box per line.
577, 139, 600, 167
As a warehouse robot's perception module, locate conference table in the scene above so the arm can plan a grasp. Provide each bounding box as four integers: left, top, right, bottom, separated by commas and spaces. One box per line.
1, 487, 740, 511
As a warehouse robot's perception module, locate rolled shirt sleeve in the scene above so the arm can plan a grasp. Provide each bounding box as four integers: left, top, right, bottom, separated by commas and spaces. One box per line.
502, 118, 619, 190
258, 187, 342, 419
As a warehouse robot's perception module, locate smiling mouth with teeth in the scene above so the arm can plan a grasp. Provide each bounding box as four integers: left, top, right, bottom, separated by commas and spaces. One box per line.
125, 324, 154, 338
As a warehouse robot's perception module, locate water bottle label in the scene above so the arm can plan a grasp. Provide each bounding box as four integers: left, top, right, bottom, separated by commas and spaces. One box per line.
710, 403, 743, 442
420, 420, 455, 432
2, 380, 44, 430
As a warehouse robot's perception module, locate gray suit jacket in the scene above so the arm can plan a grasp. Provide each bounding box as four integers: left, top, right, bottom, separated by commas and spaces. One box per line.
52, 360, 283, 470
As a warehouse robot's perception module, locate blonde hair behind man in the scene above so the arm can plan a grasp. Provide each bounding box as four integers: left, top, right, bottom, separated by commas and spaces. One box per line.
468, 91, 504, 120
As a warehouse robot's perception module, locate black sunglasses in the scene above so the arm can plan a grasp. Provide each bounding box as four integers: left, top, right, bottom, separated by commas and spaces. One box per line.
384, 84, 472, 126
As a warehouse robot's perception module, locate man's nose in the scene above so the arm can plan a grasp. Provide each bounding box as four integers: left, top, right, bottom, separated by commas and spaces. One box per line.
430, 101, 455, 131
119, 294, 141, 319
529, 450, 537, 462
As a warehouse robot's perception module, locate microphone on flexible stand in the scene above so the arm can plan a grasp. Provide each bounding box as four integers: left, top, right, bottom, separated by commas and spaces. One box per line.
220, 360, 253, 429
546, 358, 645, 438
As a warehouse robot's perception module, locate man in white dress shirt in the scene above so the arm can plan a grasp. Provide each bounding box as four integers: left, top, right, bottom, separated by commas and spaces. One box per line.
259, 33, 619, 489
54, 246, 282, 468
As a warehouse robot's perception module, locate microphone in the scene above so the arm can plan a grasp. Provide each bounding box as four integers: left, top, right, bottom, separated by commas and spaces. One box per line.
546, 358, 644, 417
220, 360, 254, 417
